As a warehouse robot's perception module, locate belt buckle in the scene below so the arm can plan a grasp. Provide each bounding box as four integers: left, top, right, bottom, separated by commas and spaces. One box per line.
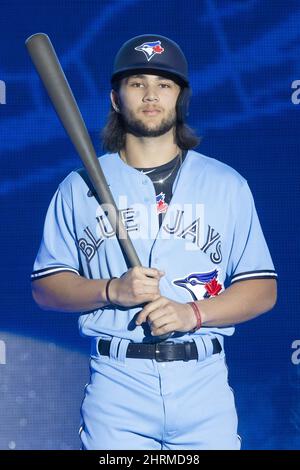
154, 341, 175, 362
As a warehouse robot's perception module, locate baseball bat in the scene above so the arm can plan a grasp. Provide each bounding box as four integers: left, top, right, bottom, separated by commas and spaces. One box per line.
25, 33, 170, 341
25, 33, 139, 267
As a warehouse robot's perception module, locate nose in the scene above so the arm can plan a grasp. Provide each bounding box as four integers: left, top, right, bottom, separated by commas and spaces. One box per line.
142, 86, 159, 102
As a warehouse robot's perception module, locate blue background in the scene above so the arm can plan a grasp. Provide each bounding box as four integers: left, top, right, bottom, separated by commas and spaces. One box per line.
0, 0, 299, 450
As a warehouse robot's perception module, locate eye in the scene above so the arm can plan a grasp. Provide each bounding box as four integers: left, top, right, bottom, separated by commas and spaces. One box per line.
190, 280, 197, 286
129, 82, 144, 87
159, 83, 171, 88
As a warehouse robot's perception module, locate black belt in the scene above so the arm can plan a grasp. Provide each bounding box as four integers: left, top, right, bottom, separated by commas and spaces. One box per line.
98, 338, 221, 362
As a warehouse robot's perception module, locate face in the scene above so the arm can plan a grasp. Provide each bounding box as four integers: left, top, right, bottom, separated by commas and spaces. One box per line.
111, 74, 181, 137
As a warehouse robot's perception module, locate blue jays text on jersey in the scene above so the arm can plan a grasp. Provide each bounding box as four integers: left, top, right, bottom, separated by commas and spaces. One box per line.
31, 150, 277, 343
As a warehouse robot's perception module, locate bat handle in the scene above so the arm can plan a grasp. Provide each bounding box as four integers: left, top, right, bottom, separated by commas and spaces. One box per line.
152, 332, 174, 342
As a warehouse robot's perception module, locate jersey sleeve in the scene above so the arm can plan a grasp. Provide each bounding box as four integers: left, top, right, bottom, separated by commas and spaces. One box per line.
227, 181, 277, 285
31, 186, 81, 281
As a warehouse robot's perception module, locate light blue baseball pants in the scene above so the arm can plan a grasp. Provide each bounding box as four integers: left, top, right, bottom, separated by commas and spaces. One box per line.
79, 335, 241, 450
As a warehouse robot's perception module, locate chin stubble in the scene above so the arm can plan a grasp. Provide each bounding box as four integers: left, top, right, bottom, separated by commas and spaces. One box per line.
121, 109, 177, 137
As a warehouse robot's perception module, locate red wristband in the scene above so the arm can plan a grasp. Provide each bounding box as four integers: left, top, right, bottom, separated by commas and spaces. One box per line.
105, 277, 117, 304
187, 302, 202, 332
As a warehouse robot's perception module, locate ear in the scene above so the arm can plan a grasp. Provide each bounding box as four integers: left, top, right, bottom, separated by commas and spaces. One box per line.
110, 90, 120, 112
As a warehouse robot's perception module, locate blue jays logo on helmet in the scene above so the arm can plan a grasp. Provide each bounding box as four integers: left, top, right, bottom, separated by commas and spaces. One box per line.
134, 40, 165, 62
173, 269, 223, 301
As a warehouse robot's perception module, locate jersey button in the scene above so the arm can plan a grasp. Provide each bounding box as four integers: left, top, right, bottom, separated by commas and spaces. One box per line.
142, 179, 148, 185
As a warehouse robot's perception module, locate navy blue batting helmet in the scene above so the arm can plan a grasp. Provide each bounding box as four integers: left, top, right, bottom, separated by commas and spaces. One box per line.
111, 34, 191, 122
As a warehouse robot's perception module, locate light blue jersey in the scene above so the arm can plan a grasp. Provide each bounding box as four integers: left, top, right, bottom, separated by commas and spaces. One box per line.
31, 150, 277, 343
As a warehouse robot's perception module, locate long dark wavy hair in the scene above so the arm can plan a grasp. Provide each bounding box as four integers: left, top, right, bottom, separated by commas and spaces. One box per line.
101, 85, 201, 152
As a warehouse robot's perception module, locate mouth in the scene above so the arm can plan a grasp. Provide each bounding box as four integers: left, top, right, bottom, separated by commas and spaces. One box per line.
142, 108, 161, 116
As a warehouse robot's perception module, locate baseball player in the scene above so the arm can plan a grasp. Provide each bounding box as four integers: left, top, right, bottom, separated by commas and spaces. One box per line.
31, 34, 277, 450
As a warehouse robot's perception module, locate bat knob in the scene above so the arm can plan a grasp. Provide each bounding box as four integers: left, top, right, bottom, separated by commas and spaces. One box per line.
141, 320, 174, 343
155, 332, 174, 342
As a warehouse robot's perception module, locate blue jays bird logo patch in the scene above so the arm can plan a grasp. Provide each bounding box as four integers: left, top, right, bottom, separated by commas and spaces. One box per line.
156, 191, 168, 214
173, 269, 223, 301
134, 40, 165, 62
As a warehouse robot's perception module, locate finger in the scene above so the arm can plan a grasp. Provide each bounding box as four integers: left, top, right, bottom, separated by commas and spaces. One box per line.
135, 307, 156, 326
149, 312, 173, 330
141, 279, 162, 288
140, 267, 165, 278
133, 280, 160, 293
135, 297, 166, 325
151, 321, 177, 336
135, 293, 160, 303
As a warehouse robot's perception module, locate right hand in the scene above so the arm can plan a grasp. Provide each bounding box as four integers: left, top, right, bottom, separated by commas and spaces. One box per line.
108, 267, 164, 307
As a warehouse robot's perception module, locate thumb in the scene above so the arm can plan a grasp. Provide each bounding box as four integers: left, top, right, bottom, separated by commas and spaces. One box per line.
135, 310, 148, 325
